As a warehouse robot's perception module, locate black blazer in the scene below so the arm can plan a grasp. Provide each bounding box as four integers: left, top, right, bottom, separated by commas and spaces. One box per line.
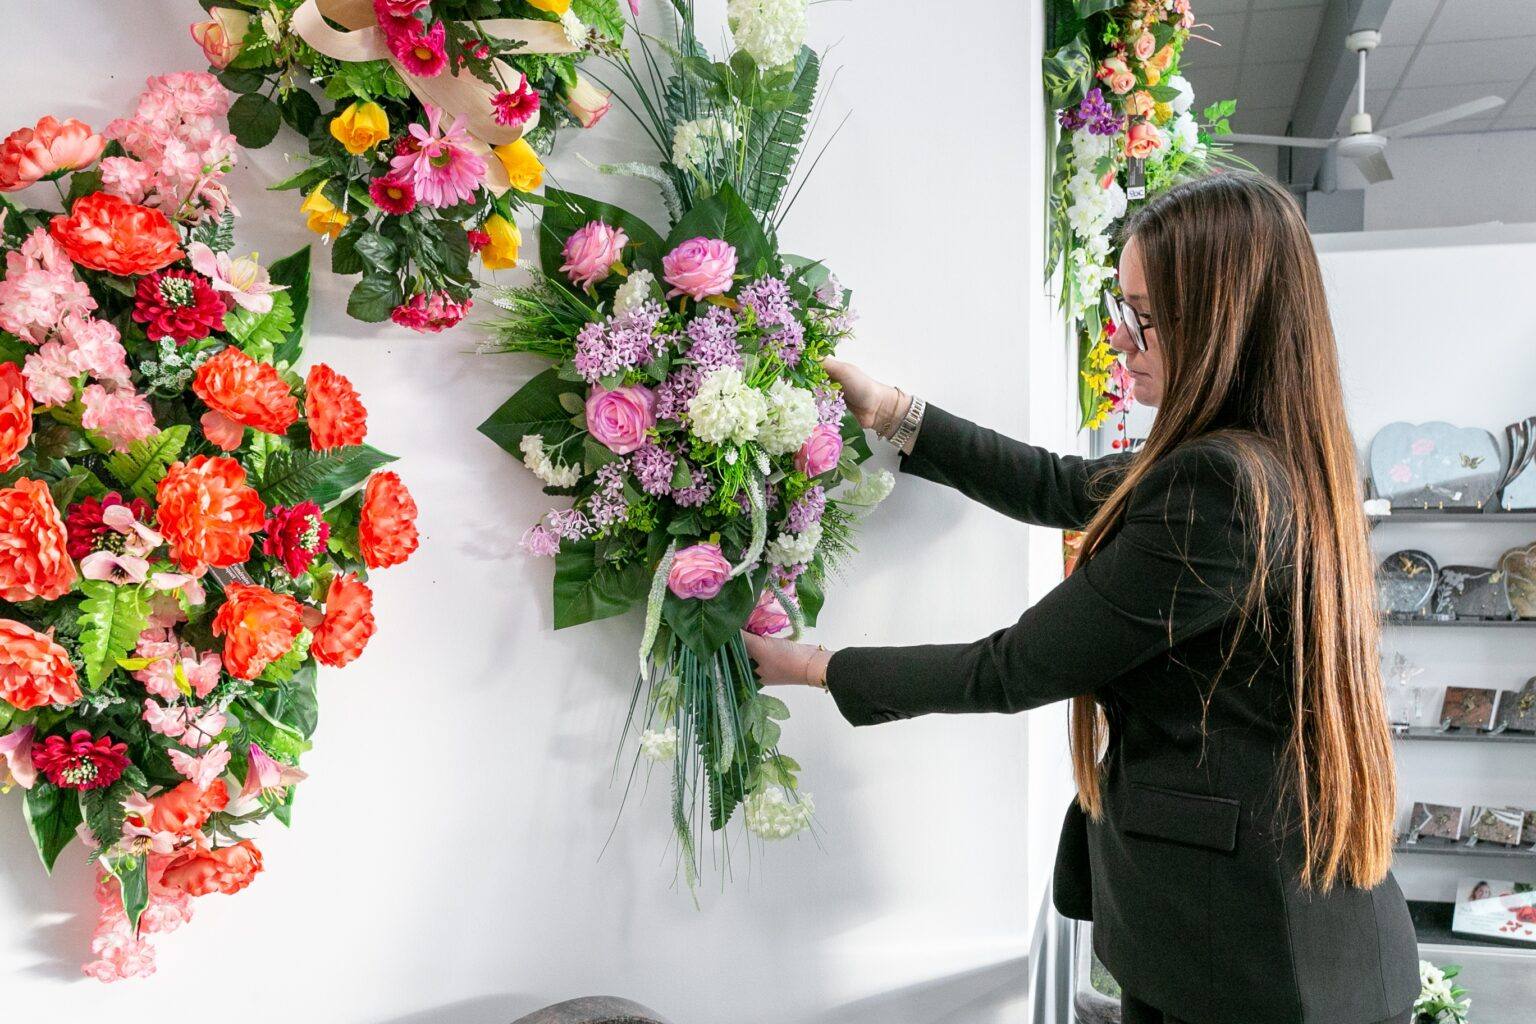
825, 406, 1419, 1024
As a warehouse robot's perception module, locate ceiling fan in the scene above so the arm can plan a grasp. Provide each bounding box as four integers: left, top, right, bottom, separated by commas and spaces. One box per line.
1225, 30, 1505, 185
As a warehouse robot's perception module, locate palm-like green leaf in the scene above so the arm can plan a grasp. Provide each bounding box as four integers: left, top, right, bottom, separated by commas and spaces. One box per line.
741, 47, 819, 217
77, 580, 150, 690
103, 424, 190, 500
254, 444, 396, 510
224, 290, 296, 360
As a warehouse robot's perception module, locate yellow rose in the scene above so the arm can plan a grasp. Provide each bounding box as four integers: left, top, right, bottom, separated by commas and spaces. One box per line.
493, 138, 545, 193
1153, 101, 1173, 124
329, 101, 390, 156
300, 183, 350, 240
478, 214, 522, 270
1144, 65, 1162, 87
525, 0, 572, 12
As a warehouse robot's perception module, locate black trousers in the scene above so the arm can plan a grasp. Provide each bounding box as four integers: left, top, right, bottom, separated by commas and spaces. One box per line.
1121, 993, 1414, 1024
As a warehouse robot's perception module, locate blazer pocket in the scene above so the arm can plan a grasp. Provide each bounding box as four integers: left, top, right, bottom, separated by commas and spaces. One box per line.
1121, 783, 1241, 853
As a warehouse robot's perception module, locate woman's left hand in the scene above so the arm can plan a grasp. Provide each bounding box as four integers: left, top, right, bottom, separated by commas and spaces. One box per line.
743, 633, 834, 688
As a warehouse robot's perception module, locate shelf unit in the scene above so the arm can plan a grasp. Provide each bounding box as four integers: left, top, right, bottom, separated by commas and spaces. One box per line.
1370, 510, 1536, 524
1395, 841, 1536, 862
1395, 727, 1536, 745
1386, 618, 1536, 629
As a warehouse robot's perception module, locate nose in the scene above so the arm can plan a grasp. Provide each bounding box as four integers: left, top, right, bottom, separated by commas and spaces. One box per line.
1107, 321, 1136, 355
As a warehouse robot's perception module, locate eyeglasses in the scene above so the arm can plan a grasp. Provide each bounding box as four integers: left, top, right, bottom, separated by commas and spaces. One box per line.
1103, 292, 1155, 353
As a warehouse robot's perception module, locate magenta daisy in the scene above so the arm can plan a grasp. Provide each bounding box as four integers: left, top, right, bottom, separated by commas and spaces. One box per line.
368, 174, 417, 215
388, 105, 488, 208
491, 78, 541, 128
387, 19, 448, 78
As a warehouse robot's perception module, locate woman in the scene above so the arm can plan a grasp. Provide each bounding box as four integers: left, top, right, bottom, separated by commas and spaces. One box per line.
746, 173, 1419, 1024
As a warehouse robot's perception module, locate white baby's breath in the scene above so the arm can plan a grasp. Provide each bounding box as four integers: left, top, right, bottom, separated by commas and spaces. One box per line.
766, 521, 821, 567
520, 434, 580, 488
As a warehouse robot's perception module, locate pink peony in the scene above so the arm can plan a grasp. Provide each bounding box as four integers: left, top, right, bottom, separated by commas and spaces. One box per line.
80, 385, 158, 453
667, 542, 732, 600
0, 116, 106, 192
662, 237, 737, 301
585, 384, 655, 455
795, 423, 843, 477
560, 220, 628, 290
745, 588, 792, 636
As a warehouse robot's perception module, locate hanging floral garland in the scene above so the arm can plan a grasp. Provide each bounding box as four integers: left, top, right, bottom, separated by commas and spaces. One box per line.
1044, 0, 1240, 433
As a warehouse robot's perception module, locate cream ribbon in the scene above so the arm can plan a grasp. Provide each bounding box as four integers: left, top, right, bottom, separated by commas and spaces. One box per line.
292, 0, 581, 191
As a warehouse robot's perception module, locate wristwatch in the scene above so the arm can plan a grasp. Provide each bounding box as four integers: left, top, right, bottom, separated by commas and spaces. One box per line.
887, 393, 926, 456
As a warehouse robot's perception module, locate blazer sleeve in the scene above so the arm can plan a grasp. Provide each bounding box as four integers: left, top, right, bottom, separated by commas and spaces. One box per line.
902, 404, 1133, 530
826, 443, 1255, 725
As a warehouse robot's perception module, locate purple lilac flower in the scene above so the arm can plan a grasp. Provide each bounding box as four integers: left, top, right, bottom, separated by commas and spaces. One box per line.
684, 305, 743, 370
631, 443, 677, 496
672, 464, 715, 508
520, 523, 561, 557
786, 486, 825, 534
813, 384, 847, 426
769, 319, 805, 365
587, 462, 630, 529
655, 366, 702, 421
573, 302, 668, 383
733, 484, 781, 515
738, 276, 798, 328
546, 508, 593, 541
772, 563, 806, 587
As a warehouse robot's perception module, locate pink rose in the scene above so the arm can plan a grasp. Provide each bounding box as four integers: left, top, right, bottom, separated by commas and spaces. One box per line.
1125, 122, 1161, 159
560, 220, 628, 290
795, 424, 843, 478
668, 542, 732, 600
744, 588, 792, 636
1098, 57, 1136, 96
189, 9, 251, 69
1133, 31, 1156, 62
662, 237, 737, 301
564, 76, 612, 129
586, 384, 655, 455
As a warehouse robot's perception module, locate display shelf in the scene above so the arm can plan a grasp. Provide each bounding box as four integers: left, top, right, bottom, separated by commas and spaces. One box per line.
1369, 510, 1536, 524
1384, 617, 1536, 629
1395, 840, 1536, 861
1394, 727, 1536, 745
1408, 900, 1536, 952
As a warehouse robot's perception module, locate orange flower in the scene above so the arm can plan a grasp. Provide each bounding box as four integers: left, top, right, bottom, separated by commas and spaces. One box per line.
212, 583, 303, 680
0, 116, 105, 192
305, 363, 368, 450
49, 192, 182, 276
313, 573, 376, 668
156, 455, 267, 571
192, 348, 300, 450
0, 362, 32, 473
143, 779, 229, 836
0, 478, 75, 602
0, 619, 81, 711
160, 839, 262, 897
359, 471, 419, 569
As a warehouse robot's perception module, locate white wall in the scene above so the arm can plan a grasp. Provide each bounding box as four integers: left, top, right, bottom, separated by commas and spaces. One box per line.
0, 2, 1062, 1022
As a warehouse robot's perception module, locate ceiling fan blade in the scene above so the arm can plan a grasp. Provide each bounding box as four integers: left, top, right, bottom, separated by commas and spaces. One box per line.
1224, 132, 1336, 149
1378, 96, 1506, 139
1350, 148, 1395, 184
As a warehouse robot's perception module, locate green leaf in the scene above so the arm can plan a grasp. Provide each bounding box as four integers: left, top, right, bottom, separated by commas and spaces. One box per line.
741, 690, 790, 747
228, 92, 282, 148
663, 572, 756, 659
267, 246, 312, 366
267, 164, 329, 194
0, 331, 27, 366
279, 89, 322, 135
103, 424, 190, 500
224, 289, 295, 360
81, 781, 132, 851
188, 210, 236, 253
797, 568, 824, 627
66, 169, 104, 206
254, 444, 397, 509
102, 853, 149, 934
24, 784, 82, 873
742, 48, 818, 216
217, 68, 267, 95
257, 629, 311, 684
572, 0, 626, 40
346, 272, 403, 323
354, 230, 400, 273
664, 183, 772, 276
552, 541, 651, 629
77, 580, 150, 690
1043, 36, 1093, 109
478, 366, 587, 456
539, 189, 666, 283
259, 660, 320, 738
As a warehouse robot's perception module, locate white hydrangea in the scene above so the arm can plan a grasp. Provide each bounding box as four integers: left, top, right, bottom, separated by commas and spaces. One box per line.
727, 0, 807, 69
757, 379, 818, 455
560, 8, 588, 47
688, 366, 766, 445
766, 520, 821, 567
841, 468, 894, 507
639, 725, 678, 762
744, 785, 814, 840
1146, 122, 1172, 164
612, 268, 656, 315
1170, 112, 1200, 155
1070, 128, 1114, 164
1168, 74, 1195, 115
520, 434, 580, 488
671, 117, 738, 173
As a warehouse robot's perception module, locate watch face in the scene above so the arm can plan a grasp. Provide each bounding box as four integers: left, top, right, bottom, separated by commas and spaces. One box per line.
1441, 687, 1499, 730
1470, 806, 1527, 847
1409, 802, 1465, 842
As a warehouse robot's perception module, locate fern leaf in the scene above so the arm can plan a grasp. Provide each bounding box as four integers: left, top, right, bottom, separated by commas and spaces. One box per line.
742, 48, 819, 217
104, 424, 190, 501
223, 291, 296, 360
77, 580, 150, 690
254, 444, 395, 509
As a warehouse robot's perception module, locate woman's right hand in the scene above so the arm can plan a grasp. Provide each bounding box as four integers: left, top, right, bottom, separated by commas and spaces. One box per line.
823, 357, 908, 435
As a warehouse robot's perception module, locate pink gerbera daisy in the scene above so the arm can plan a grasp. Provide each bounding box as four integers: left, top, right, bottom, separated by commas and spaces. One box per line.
388, 106, 487, 208
368, 174, 417, 215
490, 78, 541, 128
387, 19, 448, 78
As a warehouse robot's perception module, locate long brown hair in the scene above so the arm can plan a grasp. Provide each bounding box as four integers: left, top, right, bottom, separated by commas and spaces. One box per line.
1071, 172, 1396, 893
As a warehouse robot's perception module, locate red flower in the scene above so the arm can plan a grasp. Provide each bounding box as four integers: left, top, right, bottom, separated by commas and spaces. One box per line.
161, 839, 263, 897
387, 19, 448, 77
466, 228, 491, 252
262, 501, 330, 577
192, 347, 300, 450
65, 491, 154, 559
490, 80, 541, 128
156, 455, 267, 571
212, 583, 303, 679
368, 175, 416, 216
31, 730, 129, 790
359, 470, 419, 569
49, 192, 182, 276
305, 363, 368, 450
132, 269, 228, 344
0, 362, 32, 474
390, 289, 470, 333
312, 573, 375, 668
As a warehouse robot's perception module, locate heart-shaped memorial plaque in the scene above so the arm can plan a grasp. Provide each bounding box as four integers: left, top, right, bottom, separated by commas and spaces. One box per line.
1369, 422, 1503, 510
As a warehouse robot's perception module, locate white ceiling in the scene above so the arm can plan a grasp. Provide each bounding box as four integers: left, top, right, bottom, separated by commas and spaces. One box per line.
1180, 0, 1536, 142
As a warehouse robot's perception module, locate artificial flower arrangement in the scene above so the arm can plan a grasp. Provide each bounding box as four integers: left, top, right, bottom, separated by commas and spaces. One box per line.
0, 72, 419, 981
190, 0, 629, 332
478, 0, 891, 881
1414, 960, 1471, 1024
1043, 0, 1241, 430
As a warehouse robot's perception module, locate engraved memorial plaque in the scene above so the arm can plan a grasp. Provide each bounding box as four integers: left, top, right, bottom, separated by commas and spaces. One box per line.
1369, 422, 1503, 510
1377, 549, 1439, 617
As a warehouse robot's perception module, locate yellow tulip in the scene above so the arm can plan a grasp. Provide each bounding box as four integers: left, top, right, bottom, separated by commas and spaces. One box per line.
329, 101, 390, 156
493, 138, 545, 193
526, 0, 571, 12
300, 183, 351, 240
479, 214, 522, 270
